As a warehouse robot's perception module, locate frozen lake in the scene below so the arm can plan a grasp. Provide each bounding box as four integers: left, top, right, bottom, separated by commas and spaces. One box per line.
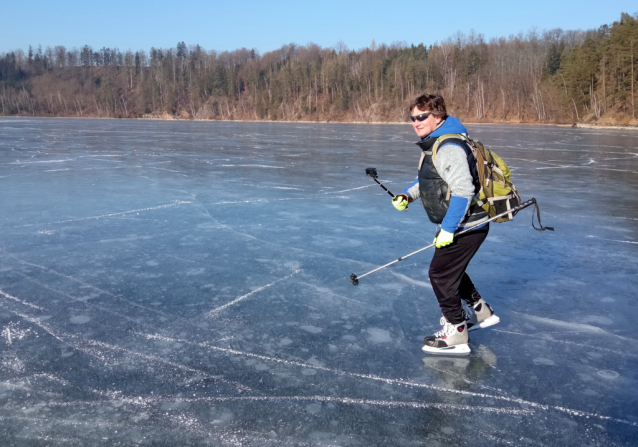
0, 118, 637, 445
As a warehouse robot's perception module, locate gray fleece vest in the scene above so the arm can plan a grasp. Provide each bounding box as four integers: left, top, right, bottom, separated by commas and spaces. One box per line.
416, 137, 481, 224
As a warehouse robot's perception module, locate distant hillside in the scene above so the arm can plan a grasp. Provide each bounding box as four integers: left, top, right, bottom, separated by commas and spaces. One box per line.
1, 13, 637, 126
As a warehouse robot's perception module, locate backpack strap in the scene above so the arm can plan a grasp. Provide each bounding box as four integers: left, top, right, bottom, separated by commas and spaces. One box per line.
531, 200, 555, 231
431, 133, 469, 164
418, 150, 428, 170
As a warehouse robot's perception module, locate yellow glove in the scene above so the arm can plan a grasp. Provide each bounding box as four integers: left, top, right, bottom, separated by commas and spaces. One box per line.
392, 194, 409, 211
433, 229, 454, 248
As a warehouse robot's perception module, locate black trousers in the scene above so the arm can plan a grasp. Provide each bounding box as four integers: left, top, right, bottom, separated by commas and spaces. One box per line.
429, 224, 489, 325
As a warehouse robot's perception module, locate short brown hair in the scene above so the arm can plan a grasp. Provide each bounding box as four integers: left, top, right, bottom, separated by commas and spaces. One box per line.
409, 94, 447, 117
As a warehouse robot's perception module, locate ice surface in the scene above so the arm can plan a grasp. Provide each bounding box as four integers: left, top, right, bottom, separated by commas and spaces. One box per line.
0, 118, 637, 445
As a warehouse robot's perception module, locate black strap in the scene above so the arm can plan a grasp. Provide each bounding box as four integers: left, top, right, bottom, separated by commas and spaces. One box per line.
531, 199, 554, 231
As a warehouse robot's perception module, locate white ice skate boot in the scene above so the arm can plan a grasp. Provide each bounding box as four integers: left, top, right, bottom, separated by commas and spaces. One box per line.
463, 292, 500, 332
422, 317, 470, 355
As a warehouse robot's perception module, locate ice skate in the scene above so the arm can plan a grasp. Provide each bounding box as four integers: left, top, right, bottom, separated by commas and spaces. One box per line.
464, 292, 499, 332
422, 317, 470, 355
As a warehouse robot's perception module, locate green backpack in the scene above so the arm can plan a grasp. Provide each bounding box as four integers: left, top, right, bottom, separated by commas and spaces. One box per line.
432, 134, 522, 223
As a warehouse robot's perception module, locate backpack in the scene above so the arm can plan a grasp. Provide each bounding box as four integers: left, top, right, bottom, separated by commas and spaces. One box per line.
432, 133, 522, 223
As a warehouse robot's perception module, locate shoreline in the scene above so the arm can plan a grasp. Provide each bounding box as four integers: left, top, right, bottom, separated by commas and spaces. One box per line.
1, 115, 637, 130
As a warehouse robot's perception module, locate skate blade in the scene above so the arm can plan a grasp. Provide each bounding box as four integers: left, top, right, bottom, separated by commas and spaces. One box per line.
469, 315, 500, 332
421, 344, 470, 355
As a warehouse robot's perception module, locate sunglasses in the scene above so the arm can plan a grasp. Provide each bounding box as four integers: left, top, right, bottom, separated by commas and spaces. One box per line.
410, 112, 431, 122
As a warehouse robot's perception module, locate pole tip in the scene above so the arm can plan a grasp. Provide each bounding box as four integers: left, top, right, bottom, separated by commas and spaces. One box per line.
349, 273, 359, 286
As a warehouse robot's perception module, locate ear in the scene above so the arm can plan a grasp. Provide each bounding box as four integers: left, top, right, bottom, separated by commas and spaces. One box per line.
434, 115, 443, 125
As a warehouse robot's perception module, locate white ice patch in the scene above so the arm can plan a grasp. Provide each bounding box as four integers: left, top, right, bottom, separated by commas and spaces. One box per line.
69, 316, 91, 324
533, 358, 556, 366
580, 316, 613, 325
367, 328, 392, 343
1, 322, 32, 346
578, 374, 594, 382
300, 325, 322, 334
306, 356, 324, 367
597, 370, 619, 380
74, 293, 101, 302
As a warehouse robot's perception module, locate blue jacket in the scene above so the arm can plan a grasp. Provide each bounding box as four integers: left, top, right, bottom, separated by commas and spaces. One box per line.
426, 116, 467, 139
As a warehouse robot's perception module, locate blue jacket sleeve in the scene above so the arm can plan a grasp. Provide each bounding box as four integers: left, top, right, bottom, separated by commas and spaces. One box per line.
440, 196, 471, 233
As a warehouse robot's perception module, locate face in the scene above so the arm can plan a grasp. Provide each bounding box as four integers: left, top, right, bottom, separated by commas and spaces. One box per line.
411, 106, 443, 139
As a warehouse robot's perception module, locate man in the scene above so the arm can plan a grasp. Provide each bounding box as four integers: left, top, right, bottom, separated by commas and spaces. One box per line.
392, 94, 499, 354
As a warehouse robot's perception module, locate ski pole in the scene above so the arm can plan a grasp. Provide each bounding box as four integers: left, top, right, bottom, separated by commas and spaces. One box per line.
349, 198, 553, 285
366, 167, 395, 198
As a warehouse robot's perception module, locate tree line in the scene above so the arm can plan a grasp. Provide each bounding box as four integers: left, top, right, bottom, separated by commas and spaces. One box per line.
1, 13, 637, 124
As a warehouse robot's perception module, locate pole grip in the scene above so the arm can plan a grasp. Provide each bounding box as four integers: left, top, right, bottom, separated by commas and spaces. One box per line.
514, 198, 536, 213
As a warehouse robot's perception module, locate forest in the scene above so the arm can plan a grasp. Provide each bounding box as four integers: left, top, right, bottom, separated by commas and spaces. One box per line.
1, 13, 637, 125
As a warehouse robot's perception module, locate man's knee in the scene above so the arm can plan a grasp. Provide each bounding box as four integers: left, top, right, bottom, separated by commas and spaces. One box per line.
428, 262, 448, 285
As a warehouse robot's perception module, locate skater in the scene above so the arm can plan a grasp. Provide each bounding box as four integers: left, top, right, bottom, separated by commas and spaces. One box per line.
392, 94, 500, 354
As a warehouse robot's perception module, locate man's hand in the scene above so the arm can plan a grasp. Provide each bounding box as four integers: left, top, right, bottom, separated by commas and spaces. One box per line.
392, 194, 409, 211
433, 229, 454, 248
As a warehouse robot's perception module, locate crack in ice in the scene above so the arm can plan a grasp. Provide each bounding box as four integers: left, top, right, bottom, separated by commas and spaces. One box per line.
135, 332, 638, 427
208, 270, 301, 317
19, 200, 192, 227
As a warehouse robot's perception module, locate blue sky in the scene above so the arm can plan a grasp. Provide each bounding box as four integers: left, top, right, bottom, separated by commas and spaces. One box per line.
1, 0, 637, 55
